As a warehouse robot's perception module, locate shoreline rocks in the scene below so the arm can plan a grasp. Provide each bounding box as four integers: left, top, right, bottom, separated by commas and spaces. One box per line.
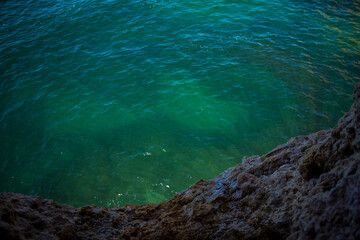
1, 83, 360, 239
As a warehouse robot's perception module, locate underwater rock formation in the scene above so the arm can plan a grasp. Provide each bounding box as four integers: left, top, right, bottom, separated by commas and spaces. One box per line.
1, 83, 360, 240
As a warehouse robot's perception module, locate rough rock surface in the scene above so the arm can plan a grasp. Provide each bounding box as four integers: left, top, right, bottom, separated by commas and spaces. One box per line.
1, 83, 360, 240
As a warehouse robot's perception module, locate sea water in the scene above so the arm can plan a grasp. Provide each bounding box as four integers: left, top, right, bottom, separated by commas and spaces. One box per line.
0, 0, 358, 207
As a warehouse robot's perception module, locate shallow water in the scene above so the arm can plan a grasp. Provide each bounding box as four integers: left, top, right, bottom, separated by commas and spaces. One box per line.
0, 0, 358, 207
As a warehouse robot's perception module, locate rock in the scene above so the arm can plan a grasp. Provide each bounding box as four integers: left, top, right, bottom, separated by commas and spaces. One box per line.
1, 83, 360, 239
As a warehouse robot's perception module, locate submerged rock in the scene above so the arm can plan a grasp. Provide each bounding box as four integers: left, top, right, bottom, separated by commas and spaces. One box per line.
1, 83, 360, 239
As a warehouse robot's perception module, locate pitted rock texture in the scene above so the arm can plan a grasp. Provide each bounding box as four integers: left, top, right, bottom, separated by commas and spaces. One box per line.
1, 83, 360, 240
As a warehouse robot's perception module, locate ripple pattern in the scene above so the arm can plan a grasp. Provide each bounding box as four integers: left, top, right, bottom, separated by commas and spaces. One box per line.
0, 0, 359, 207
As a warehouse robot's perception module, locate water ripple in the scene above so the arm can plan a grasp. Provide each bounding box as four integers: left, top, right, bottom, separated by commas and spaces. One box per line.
0, 0, 358, 207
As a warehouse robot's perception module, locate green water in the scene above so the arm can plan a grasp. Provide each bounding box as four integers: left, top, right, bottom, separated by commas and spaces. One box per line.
0, 0, 358, 207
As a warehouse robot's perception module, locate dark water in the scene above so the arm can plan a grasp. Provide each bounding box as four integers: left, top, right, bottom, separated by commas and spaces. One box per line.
0, 0, 358, 207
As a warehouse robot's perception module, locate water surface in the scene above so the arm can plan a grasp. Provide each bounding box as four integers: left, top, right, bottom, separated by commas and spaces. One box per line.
0, 0, 358, 207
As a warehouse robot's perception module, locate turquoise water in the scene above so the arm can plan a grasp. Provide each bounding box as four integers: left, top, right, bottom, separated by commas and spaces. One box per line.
0, 0, 358, 207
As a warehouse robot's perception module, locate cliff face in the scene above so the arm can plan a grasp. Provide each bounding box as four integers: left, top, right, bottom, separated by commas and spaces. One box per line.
1, 83, 360, 240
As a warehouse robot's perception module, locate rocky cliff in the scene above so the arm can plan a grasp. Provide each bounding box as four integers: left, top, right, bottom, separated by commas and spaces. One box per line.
1, 83, 360, 240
